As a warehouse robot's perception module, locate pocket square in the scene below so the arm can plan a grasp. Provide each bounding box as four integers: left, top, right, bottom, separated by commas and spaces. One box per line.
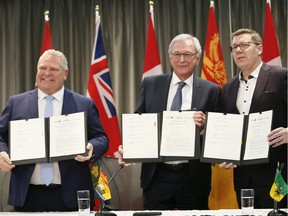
263, 90, 275, 94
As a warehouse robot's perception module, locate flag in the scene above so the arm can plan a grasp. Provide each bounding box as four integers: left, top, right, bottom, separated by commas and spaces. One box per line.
142, 3, 162, 79
262, 0, 282, 66
201, 1, 238, 209
201, 2, 226, 87
95, 169, 112, 201
89, 161, 102, 210
87, 10, 122, 158
87, 9, 121, 211
36, 11, 53, 87
270, 167, 288, 202
41, 11, 53, 55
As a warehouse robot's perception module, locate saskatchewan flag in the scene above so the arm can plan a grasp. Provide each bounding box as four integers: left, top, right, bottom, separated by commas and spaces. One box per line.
269, 168, 288, 202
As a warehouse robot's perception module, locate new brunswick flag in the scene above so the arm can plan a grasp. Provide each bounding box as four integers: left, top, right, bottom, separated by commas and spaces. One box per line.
270, 168, 288, 202
201, 1, 226, 87
201, 1, 237, 209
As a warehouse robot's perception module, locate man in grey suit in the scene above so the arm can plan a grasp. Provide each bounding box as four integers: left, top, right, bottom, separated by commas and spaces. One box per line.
220, 28, 287, 208
0, 49, 109, 211
119, 34, 221, 210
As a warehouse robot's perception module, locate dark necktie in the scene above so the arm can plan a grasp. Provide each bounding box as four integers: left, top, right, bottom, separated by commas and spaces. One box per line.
41, 95, 54, 185
170, 81, 186, 111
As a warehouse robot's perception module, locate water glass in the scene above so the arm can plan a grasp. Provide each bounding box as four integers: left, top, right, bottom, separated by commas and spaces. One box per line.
77, 190, 90, 216
241, 189, 254, 215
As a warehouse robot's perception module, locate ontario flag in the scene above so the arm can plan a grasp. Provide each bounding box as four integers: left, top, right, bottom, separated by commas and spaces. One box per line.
262, 0, 282, 66
142, 4, 162, 79
41, 11, 53, 55
201, 1, 238, 209
87, 11, 121, 158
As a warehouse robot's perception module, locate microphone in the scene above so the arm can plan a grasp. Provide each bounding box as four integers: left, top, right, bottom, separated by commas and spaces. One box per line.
95, 163, 124, 216
108, 164, 124, 185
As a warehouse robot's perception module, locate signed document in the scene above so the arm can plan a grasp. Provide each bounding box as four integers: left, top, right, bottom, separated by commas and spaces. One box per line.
9, 112, 87, 165
49, 112, 87, 160
243, 111, 272, 161
201, 110, 272, 165
122, 111, 200, 162
160, 111, 198, 158
122, 113, 160, 162
10, 118, 47, 164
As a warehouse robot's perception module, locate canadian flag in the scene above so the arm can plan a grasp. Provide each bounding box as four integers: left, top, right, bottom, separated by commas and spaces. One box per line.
36, 11, 53, 87
142, 6, 162, 79
262, 0, 282, 66
41, 11, 53, 55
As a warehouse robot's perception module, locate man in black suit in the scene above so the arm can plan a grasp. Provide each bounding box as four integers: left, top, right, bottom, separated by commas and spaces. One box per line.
0, 49, 109, 211
119, 34, 221, 210
220, 28, 287, 208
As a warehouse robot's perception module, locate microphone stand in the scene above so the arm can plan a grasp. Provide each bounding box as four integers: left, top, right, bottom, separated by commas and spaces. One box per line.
267, 200, 287, 216
95, 164, 124, 216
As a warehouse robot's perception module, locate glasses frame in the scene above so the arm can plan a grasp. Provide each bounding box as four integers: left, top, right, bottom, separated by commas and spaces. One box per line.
229, 42, 260, 52
170, 52, 197, 60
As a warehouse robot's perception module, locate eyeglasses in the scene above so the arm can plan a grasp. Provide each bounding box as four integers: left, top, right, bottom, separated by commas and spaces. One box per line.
229, 42, 260, 52
170, 52, 197, 60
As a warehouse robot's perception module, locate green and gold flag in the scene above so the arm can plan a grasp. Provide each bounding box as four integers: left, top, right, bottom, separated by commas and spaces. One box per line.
269, 168, 288, 202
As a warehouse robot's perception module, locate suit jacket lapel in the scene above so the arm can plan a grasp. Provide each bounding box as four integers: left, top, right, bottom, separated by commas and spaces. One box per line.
62, 89, 78, 115
192, 76, 202, 109
228, 78, 240, 114
28, 89, 39, 118
159, 74, 171, 111
250, 64, 270, 113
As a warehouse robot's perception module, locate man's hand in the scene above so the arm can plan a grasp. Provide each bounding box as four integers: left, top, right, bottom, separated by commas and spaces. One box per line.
118, 145, 135, 167
75, 143, 93, 162
267, 127, 288, 147
0, 152, 15, 172
193, 111, 205, 129
219, 162, 237, 170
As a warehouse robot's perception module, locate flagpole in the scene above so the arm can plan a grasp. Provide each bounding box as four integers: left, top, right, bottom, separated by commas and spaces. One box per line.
228, 0, 233, 78
44, 10, 50, 21
149, 1, 155, 26
95, 4, 99, 16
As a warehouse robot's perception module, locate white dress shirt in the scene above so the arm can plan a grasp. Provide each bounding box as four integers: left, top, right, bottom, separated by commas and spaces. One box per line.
30, 87, 64, 185
165, 72, 193, 164
236, 62, 262, 115
166, 72, 193, 111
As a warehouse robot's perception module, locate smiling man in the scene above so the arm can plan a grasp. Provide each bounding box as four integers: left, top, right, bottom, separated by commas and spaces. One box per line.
118, 34, 221, 210
0, 49, 109, 212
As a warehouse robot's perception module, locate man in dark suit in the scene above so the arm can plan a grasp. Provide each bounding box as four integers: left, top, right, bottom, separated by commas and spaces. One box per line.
119, 34, 221, 210
220, 28, 287, 208
0, 49, 109, 211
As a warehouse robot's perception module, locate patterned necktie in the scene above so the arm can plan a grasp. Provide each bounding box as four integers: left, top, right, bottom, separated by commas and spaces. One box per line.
41, 95, 54, 185
170, 81, 186, 111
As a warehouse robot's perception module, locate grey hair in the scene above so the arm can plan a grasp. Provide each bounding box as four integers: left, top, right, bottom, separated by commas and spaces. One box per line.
37, 49, 68, 70
168, 34, 202, 57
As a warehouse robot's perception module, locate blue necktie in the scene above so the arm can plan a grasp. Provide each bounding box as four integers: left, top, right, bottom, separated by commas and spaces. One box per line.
41, 95, 54, 185
170, 81, 186, 111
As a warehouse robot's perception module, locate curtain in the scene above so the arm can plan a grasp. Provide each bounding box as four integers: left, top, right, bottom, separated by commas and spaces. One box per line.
0, 0, 287, 114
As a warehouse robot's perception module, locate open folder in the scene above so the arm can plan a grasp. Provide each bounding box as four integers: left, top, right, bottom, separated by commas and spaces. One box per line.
201, 110, 273, 166
122, 111, 200, 162
9, 112, 87, 165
